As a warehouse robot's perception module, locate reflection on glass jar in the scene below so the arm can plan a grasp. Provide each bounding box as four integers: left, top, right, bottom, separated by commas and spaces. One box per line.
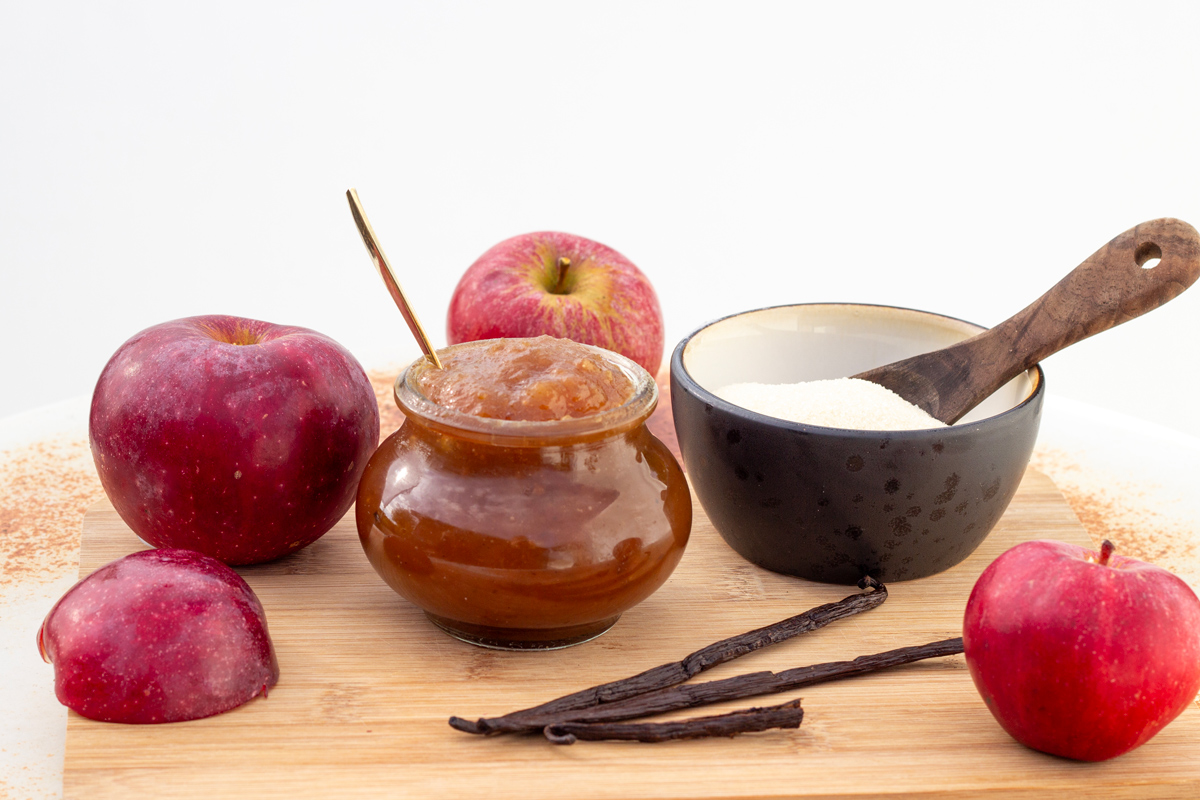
356, 340, 691, 650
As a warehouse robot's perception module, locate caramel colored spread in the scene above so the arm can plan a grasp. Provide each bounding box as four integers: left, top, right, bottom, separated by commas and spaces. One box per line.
356, 335, 691, 648
357, 420, 690, 644
417, 336, 634, 421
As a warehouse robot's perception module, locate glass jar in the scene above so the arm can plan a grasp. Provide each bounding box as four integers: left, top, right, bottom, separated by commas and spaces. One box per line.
355, 343, 692, 650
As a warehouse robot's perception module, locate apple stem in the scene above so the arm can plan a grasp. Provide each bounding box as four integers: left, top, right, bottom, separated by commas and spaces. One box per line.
1098, 539, 1115, 566
554, 257, 571, 294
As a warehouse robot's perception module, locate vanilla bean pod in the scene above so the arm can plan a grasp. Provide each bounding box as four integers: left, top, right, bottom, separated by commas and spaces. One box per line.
459, 636, 961, 738
538, 638, 962, 745
448, 577, 886, 735
543, 699, 804, 745
534, 637, 964, 730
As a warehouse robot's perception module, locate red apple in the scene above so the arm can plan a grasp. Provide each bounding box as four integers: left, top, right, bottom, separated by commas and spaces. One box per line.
90, 315, 380, 565
963, 539, 1200, 761
38, 548, 279, 723
447, 231, 665, 376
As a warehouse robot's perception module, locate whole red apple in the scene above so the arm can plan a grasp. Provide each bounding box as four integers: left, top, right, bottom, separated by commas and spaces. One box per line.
447, 231, 665, 376
38, 548, 279, 723
963, 539, 1200, 761
90, 315, 379, 565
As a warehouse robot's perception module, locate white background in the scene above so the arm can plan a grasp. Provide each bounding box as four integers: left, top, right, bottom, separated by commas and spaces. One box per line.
3, 1, 1200, 435
4, 6, 1200, 797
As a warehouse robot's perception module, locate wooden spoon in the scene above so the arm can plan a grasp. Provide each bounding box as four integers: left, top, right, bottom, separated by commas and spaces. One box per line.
853, 218, 1200, 424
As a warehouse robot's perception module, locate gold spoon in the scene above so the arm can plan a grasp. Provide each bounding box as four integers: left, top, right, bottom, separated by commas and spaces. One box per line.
346, 188, 443, 369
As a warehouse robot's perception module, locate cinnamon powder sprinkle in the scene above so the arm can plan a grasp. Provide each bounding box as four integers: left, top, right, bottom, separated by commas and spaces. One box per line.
0, 436, 104, 589
1030, 447, 1197, 578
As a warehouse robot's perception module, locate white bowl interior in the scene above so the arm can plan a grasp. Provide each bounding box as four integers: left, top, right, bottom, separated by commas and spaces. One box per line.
682, 304, 1038, 425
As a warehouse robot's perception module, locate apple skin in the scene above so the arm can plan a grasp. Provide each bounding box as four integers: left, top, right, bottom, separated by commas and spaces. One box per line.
963, 539, 1200, 761
447, 231, 665, 376
89, 315, 380, 565
38, 548, 279, 724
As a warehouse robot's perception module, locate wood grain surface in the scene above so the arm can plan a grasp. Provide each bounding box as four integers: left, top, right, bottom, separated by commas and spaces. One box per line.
63, 470, 1200, 799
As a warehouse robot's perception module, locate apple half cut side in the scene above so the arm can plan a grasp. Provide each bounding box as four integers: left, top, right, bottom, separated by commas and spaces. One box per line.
39, 548, 280, 724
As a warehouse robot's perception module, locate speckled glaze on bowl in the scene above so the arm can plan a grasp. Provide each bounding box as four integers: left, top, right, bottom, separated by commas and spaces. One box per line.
670, 303, 1044, 584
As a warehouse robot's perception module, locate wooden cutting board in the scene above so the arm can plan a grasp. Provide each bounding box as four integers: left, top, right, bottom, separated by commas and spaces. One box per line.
62, 470, 1200, 799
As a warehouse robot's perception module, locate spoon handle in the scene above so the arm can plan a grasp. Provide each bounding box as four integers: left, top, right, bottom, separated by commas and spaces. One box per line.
346, 189, 444, 369
856, 218, 1200, 424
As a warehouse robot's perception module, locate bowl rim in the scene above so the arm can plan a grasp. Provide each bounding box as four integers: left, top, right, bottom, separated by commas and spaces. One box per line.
670, 301, 1045, 437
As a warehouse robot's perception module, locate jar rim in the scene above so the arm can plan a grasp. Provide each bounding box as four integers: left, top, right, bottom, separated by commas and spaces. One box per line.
393, 339, 659, 446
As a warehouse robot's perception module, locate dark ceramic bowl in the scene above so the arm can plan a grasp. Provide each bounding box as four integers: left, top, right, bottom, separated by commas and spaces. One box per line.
670, 303, 1043, 584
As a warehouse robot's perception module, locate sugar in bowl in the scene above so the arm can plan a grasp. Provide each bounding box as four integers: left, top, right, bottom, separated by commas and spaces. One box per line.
356, 336, 691, 649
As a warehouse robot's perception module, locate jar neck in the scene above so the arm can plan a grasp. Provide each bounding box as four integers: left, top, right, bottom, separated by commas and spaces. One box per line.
394, 345, 658, 448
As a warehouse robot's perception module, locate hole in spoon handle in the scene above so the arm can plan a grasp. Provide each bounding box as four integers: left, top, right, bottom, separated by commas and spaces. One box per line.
1024, 217, 1200, 353
1134, 241, 1162, 269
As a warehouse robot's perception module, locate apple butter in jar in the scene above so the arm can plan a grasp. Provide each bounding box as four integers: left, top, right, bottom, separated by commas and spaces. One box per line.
356, 336, 692, 649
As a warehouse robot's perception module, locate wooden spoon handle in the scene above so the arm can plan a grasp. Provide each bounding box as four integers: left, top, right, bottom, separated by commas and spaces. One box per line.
857, 218, 1200, 424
